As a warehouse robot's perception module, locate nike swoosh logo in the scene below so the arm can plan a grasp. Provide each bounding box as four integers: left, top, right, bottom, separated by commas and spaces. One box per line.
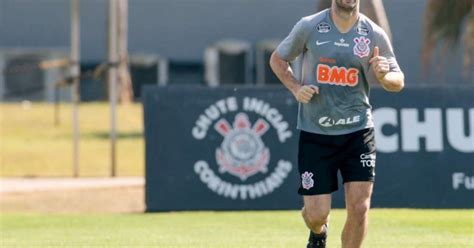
316, 40, 331, 46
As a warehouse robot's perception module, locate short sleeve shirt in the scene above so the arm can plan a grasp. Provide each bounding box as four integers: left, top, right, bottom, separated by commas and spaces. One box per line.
276, 9, 401, 135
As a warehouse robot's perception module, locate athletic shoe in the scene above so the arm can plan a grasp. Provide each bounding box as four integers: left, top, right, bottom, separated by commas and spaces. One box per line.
306, 224, 328, 248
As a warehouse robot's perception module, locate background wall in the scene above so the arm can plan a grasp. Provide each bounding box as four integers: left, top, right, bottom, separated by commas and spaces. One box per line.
0, 0, 470, 85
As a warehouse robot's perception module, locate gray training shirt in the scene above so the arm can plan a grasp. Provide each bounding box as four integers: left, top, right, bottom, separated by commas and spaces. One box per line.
276, 9, 401, 135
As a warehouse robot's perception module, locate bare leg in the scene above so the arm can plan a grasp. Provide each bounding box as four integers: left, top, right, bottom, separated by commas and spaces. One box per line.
302, 194, 332, 234
341, 182, 373, 248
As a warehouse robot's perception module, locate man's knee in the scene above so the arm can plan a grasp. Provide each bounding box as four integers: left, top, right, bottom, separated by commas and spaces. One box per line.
302, 206, 330, 229
347, 201, 370, 219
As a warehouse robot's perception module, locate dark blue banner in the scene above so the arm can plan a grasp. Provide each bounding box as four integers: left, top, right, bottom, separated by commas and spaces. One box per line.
144, 86, 473, 211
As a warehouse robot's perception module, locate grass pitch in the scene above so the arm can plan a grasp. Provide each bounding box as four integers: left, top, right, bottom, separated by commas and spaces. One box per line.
1, 105, 473, 247
1, 209, 472, 247
0, 103, 143, 177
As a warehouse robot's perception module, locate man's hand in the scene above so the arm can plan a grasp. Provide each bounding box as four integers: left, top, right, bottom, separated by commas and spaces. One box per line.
368, 46, 405, 92
293, 85, 319, 104
369, 46, 389, 81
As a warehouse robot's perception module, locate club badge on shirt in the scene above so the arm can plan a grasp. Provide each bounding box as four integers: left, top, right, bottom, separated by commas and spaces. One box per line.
353, 36, 371, 58
356, 26, 370, 36
316, 22, 331, 33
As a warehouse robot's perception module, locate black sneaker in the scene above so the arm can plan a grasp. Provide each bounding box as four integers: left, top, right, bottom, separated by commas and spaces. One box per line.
306, 224, 328, 248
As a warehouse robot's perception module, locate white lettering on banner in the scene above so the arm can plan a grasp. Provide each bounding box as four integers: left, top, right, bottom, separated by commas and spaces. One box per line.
194, 160, 293, 200
374, 108, 474, 153
401, 108, 443, 152
192, 97, 238, 139
452, 172, 474, 190
374, 108, 398, 153
242, 97, 292, 143
192, 97, 293, 200
446, 109, 474, 153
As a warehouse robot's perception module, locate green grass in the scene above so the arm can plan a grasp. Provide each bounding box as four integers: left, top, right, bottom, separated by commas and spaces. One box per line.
0, 103, 143, 177
1, 210, 473, 247
1, 104, 473, 247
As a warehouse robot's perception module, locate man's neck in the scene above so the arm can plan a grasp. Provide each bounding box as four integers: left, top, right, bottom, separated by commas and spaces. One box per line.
330, 4, 359, 33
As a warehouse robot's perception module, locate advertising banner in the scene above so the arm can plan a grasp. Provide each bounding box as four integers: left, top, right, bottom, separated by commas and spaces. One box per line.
144, 86, 473, 211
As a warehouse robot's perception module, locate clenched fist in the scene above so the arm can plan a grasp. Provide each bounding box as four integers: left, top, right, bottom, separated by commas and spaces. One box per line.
293, 85, 319, 104
369, 46, 390, 81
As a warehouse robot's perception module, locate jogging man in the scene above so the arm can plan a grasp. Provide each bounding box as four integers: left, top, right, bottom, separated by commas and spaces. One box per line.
270, 0, 404, 247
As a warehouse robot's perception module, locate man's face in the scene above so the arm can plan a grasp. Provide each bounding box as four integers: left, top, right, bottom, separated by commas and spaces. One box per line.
335, 0, 359, 11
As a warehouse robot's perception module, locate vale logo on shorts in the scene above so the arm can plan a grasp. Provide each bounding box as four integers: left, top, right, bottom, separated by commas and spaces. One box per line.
192, 97, 294, 200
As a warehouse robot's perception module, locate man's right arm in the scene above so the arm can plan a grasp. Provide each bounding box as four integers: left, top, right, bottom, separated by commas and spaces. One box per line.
270, 18, 318, 104
270, 52, 318, 104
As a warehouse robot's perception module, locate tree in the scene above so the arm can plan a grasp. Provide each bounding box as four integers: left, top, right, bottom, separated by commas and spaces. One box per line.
422, 0, 473, 80
117, 0, 134, 103
105, 0, 133, 104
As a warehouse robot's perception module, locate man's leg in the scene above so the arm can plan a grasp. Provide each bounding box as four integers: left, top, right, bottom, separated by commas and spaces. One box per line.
302, 194, 332, 234
341, 182, 373, 248
297, 130, 340, 247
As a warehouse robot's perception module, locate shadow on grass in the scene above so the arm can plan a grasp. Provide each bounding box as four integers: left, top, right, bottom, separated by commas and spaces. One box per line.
83, 131, 143, 140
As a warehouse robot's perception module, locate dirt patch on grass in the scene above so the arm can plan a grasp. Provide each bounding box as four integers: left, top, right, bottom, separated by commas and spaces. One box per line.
0, 178, 144, 213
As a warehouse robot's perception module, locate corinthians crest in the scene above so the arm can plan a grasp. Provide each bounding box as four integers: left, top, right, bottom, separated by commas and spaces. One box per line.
214, 113, 270, 181
191, 96, 294, 200
353, 36, 371, 58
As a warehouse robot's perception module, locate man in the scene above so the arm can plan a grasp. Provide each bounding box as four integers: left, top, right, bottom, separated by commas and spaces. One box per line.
270, 0, 404, 247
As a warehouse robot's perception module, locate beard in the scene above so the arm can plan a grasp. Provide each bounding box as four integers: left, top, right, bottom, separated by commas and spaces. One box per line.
335, 0, 358, 12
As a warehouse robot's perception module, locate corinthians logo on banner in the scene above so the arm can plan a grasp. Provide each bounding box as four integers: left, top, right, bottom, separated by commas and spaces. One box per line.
215, 113, 270, 181
192, 96, 293, 200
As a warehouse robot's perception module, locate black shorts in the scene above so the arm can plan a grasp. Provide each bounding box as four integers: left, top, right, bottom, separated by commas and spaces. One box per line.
298, 128, 376, 195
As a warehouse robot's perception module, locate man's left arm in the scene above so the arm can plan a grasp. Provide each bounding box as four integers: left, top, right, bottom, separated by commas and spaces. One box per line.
369, 31, 405, 92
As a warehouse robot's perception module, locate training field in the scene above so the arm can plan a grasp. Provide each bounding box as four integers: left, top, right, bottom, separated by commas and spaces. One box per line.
1, 209, 472, 247
1, 104, 472, 247
0, 103, 144, 177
